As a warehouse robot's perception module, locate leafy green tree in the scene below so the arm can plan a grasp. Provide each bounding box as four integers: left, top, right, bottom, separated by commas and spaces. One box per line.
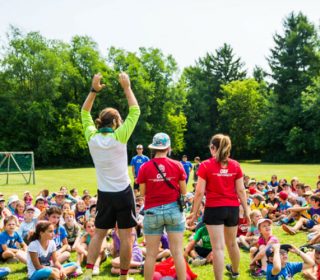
259, 12, 320, 162
183, 44, 246, 158
217, 79, 267, 158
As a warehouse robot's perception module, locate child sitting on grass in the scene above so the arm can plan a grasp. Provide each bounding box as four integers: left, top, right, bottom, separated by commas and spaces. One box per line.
75, 218, 107, 276
18, 205, 37, 245
62, 210, 81, 251
237, 210, 262, 251
111, 226, 143, 275
282, 195, 320, 235
250, 194, 268, 218
249, 218, 279, 277
184, 223, 212, 266
0, 215, 27, 264
15, 200, 26, 224
27, 220, 79, 280
45, 207, 71, 263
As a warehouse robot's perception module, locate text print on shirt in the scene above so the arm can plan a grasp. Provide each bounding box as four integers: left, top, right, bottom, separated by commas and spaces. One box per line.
211, 168, 236, 177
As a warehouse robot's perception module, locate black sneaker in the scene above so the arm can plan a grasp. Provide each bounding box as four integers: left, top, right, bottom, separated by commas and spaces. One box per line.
226, 264, 240, 279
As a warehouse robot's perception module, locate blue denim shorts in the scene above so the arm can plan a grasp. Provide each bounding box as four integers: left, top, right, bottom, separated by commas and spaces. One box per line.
143, 201, 185, 235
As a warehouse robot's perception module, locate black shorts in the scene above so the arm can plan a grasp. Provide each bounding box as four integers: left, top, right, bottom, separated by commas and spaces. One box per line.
133, 182, 140, 191
95, 185, 137, 229
203, 206, 239, 227
195, 245, 211, 258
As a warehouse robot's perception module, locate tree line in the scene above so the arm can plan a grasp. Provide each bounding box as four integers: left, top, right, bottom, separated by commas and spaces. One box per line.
0, 12, 320, 166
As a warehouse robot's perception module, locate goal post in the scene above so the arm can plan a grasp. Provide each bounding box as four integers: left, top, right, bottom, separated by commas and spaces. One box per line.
0, 152, 35, 184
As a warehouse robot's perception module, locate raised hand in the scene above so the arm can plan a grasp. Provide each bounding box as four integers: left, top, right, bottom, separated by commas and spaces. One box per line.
91, 73, 106, 92
118, 72, 131, 90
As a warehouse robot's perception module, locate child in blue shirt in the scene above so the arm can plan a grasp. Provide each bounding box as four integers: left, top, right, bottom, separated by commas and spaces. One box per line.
0, 216, 27, 264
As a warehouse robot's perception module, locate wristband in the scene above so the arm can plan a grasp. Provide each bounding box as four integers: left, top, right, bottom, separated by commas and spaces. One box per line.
90, 87, 99, 93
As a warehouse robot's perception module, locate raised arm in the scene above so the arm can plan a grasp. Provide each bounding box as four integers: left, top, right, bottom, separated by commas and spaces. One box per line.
82, 73, 106, 112
118, 73, 138, 107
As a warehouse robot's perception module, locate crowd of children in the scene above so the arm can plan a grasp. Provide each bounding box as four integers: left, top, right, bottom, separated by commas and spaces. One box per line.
1, 173, 320, 279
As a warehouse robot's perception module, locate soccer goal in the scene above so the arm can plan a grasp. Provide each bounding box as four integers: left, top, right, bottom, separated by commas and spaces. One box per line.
0, 152, 35, 184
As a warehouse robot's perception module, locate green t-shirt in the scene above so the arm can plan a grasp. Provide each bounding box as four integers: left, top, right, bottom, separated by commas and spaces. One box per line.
193, 225, 212, 249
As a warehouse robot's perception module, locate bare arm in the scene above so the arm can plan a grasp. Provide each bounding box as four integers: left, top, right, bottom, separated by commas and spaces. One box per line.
236, 177, 251, 224
82, 73, 106, 112
139, 183, 146, 196
271, 244, 281, 275
179, 180, 187, 196
290, 246, 315, 269
187, 177, 206, 226
30, 251, 45, 270
119, 73, 138, 107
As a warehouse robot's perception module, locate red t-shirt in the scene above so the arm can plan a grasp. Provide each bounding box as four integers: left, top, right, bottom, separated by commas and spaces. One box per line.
137, 158, 187, 210
197, 157, 243, 207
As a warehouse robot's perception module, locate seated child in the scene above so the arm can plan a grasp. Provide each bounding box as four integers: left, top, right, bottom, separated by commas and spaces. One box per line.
141, 233, 171, 262
249, 218, 279, 277
17, 205, 37, 244
62, 210, 81, 251
184, 224, 212, 266
250, 194, 268, 218
237, 210, 261, 251
75, 218, 107, 276
282, 195, 320, 235
111, 227, 143, 275
0, 216, 27, 264
266, 243, 314, 279
27, 220, 79, 280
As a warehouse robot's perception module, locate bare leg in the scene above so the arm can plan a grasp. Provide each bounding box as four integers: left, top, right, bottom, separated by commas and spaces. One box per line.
143, 235, 162, 280
224, 226, 240, 274
118, 228, 134, 271
168, 232, 186, 280
207, 224, 225, 280
86, 228, 108, 265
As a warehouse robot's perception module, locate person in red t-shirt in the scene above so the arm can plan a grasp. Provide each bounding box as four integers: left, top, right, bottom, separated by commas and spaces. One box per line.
187, 134, 250, 280
137, 132, 187, 280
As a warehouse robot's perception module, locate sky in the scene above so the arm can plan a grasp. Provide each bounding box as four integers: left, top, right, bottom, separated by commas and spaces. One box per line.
1, 0, 320, 74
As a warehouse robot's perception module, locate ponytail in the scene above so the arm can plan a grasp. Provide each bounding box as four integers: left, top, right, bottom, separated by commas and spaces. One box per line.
30, 221, 52, 242
210, 134, 231, 163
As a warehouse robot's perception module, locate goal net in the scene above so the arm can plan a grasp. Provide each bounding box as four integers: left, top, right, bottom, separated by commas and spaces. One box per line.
0, 152, 35, 184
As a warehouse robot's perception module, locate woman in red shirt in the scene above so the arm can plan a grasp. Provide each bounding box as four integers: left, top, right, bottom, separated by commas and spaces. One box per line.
137, 132, 187, 280
187, 134, 249, 280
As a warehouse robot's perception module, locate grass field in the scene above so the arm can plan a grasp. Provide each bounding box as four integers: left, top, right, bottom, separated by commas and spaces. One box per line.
0, 162, 319, 279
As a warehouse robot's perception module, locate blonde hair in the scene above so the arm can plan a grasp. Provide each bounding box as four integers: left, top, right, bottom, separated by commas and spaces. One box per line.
210, 134, 231, 163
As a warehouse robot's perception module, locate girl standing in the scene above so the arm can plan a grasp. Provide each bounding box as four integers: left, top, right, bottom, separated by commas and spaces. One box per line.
137, 132, 187, 280
188, 134, 249, 280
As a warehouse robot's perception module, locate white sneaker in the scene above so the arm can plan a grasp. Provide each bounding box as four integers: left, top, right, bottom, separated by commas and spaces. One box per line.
92, 266, 100, 276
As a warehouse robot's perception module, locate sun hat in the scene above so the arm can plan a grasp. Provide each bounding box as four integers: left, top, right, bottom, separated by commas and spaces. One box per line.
136, 144, 143, 149
25, 205, 35, 212
148, 133, 171, 150
0, 197, 5, 202
257, 218, 272, 229
248, 180, 256, 186
35, 196, 45, 202
302, 191, 313, 197
7, 195, 19, 205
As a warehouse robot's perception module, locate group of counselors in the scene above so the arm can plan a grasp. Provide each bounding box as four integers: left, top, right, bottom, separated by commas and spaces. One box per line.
80, 72, 248, 280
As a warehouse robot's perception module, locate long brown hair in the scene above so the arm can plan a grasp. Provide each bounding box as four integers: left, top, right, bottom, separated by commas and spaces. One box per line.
95, 107, 121, 129
210, 134, 231, 163
30, 221, 53, 242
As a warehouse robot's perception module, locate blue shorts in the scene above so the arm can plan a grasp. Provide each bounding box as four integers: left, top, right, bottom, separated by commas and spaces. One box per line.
143, 201, 185, 235
305, 219, 315, 229
29, 262, 78, 280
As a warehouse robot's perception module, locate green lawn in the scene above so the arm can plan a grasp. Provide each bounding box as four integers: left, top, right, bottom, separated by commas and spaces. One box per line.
1, 162, 319, 279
